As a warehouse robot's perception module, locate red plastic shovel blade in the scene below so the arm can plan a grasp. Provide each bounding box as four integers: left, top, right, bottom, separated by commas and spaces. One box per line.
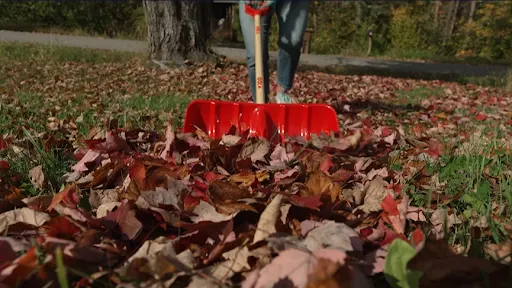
182, 100, 340, 142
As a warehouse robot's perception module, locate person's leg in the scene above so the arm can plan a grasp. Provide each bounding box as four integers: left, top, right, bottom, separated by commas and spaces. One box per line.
238, 1, 273, 102
275, 0, 310, 102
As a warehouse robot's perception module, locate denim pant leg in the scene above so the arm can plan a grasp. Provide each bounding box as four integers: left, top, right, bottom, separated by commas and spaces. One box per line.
238, 1, 273, 102
275, 0, 310, 91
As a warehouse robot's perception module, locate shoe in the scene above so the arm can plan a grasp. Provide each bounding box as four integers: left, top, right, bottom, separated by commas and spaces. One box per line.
275, 92, 297, 104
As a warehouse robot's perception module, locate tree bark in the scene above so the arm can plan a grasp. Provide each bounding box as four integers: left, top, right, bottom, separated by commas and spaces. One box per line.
355, 2, 362, 26
433, 1, 441, 28
447, 0, 459, 41
143, 0, 212, 63
468, 0, 476, 25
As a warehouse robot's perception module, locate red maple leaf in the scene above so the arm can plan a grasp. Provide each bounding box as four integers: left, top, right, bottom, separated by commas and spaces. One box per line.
47, 184, 79, 211
129, 159, 146, 190
0, 137, 8, 151
319, 157, 334, 174
426, 139, 442, 157
289, 194, 322, 210
184, 195, 201, 211
411, 227, 425, 248
381, 192, 399, 216
0, 160, 9, 170
47, 216, 81, 240
203, 171, 225, 183
475, 113, 488, 121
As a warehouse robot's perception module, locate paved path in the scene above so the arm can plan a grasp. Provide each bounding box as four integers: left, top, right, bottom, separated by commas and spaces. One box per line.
0, 30, 508, 78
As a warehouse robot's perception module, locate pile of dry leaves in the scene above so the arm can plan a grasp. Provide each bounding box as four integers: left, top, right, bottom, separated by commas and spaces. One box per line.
0, 120, 511, 288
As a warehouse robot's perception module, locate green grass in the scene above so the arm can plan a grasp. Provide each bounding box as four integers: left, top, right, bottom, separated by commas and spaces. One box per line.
0, 42, 142, 64
396, 86, 444, 105
0, 91, 193, 136
1, 129, 74, 196
408, 134, 512, 250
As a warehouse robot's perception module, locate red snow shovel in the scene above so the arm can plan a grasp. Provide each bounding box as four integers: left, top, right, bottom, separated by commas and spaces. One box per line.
182, 3, 340, 143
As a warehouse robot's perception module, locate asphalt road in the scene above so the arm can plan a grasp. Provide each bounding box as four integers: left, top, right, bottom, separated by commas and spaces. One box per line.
0, 30, 508, 78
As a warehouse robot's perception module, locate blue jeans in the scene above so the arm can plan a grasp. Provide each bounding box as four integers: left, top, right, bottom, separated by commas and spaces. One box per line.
238, 0, 311, 102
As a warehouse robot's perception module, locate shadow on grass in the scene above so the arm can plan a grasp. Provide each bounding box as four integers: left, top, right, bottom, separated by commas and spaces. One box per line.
330, 99, 426, 117
296, 64, 509, 89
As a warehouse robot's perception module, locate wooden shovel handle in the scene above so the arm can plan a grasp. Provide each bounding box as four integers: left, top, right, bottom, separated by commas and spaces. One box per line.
245, 4, 269, 104
254, 14, 264, 104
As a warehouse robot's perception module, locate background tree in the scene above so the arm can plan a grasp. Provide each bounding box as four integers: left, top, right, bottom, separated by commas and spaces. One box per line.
1, 0, 511, 64
142, 0, 212, 64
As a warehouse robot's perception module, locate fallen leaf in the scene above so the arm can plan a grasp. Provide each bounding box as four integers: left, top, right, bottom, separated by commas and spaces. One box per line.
483, 240, 512, 264
244, 248, 347, 288
100, 200, 142, 240
303, 221, 363, 252
47, 183, 79, 212
253, 194, 283, 244
0, 207, 51, 234
71, 149, 101, 173
305, 258, 373, 288
190, 200, 237, 223
0, 237, 31, 263
216, 202, 258, 214
289, 194, 323, 210
384, 238, 422, 288
356, 177, 393, 213
269, 144, 294, 166
140, 182, 183, 210
221, 134, 241, 146
304, 170, 337, 200
239, 138, 270, 163
160, 120, 176, 160
89, 189, 119, 209
208, 180, 251, 202
28, 166, 45, 190
228, 173, 256, 188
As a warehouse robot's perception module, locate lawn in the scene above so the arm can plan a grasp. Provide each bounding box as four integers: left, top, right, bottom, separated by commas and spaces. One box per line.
1, 42, 512, 287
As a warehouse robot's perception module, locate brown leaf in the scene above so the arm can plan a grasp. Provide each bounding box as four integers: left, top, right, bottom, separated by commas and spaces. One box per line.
238, 138, 270, 163
90, 161, 114, 187
305, 259, 371, 288
0, 207, 51, 234
76, 229, 103, 247
208, 180, 251, 202
253, 194, 283, 244
229, 173, 256, 188
243, 248, 347, 288
190, 200, 238, 223
28, 165, 45, 190
216, 201, 258, 214
305, 170, 340, 201
100, 200, 142, 240
47, 183, 79, 211
484, 240, 512, 264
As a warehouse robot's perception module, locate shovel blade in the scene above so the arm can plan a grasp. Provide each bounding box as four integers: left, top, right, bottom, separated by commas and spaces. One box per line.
183, 100, 340, 142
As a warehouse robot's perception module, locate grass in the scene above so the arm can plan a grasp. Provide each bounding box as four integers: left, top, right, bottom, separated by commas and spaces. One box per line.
0, 42, 142, 64
405, 131, 512, 250
396, 86, 444, 105
0, 43, 194, 197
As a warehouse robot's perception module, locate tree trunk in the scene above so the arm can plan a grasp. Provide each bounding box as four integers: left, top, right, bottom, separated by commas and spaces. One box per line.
433, 1, 441, 28
443, 0, 458, 45
468, 0, 476, 25
447, 0, 459, 41
355, 2, 362, 26
143, 0, 212, 63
